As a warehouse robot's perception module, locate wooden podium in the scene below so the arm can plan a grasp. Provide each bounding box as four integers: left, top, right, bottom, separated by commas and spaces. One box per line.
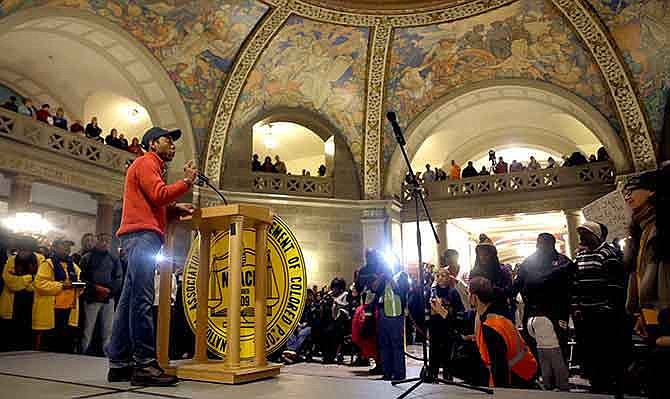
156, 204, 281, 384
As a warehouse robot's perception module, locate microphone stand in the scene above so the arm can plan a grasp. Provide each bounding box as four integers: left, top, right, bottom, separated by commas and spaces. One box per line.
195, 174, 228, 205
387, 112, 492, 398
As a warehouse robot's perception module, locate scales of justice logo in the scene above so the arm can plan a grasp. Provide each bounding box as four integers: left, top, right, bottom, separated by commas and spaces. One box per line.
182, 215, 307, 360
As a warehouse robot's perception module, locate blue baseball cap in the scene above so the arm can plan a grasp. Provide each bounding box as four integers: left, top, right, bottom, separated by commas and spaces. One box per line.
141, 127, 182, 150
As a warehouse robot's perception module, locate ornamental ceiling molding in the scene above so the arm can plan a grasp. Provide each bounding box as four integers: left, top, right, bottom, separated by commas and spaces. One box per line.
204, 6, 292, 187
261, 0, 517, 26
363, 23, 393, 199
549, 0, 657, 172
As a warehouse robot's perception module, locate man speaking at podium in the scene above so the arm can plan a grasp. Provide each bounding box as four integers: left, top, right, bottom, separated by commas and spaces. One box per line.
106, 127, 198, 386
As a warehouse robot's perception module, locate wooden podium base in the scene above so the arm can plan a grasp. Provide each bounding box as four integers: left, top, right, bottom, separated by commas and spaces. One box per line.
172, 360, 281, 384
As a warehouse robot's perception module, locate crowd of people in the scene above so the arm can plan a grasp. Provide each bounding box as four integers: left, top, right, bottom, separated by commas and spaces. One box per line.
276, 167, 669, 396
251, 154, 328, 177
0, 163, 667, 395
411, 148, 610, 185
1, 96, 144, 157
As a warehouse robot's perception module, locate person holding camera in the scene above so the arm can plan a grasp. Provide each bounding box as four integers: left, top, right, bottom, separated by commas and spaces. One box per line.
428, 267, 464, 381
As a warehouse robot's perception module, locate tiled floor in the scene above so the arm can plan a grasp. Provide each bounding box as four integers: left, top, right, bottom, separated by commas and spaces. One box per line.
0, 351, 615, 399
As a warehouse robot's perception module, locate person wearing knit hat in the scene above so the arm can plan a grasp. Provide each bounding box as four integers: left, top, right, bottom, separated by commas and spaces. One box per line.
573, 219, 626, 395
469, 234, 513, 320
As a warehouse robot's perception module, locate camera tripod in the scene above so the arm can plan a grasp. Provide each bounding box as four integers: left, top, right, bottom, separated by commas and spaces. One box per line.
387, 112, 493, 398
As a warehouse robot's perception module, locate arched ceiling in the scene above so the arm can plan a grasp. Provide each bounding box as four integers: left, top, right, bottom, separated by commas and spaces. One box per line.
411, 98, 602, 170
0, 8, 197, 175
0, 0, 663, 199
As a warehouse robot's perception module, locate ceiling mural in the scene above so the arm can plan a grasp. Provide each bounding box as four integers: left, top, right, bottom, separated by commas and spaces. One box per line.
590, 0, 670, 143
0, 0, 268, 155
384, 0, 617, 166
231, 15, 369, 170
0, 0, 664, 196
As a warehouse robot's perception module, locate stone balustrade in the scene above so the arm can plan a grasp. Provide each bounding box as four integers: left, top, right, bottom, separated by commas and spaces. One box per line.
252, 172, 334, 197
405, 162, 615, 201
0, 108, 136, 173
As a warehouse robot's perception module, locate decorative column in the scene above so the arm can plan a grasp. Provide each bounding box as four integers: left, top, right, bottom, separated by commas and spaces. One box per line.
564, 209, 583, 259
8, 175, 34, 212
95, 195, 117, 236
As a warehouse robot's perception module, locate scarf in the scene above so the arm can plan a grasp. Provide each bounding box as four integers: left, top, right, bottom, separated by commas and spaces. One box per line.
51, 255, 78, 282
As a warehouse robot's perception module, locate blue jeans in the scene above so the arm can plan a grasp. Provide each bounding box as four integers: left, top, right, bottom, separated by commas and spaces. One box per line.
81, 300, 115, 355
378, 314, 406, 380
106, 231, 161, 368
286, 326, 311, 352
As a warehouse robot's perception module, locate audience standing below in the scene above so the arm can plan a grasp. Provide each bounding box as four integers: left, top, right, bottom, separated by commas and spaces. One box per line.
377, 266, 408, 381
527, 313, 569, 391
36, 104, 51, 123
470, 277, 538, 388
623, 169, 670, 399
428, 267, 464, 381
572, 221, 626, 395
85, 117, 103, 141
449, 160, 461, 180
513, 233, 574, 359
34, 238, 82, 354
79, 233, 123, 355
0, 236, 42, 351
422, 164, 436, 183
461, 161, 478, 179
53, 108, 68, 130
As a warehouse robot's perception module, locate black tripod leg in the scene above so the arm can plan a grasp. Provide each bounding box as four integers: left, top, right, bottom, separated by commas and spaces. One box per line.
391, 376, 421, 386
433, 378, 494, 395
396, 379, 424, 399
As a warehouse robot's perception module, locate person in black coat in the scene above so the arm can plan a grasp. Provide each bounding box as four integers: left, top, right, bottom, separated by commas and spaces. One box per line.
79, 233, 123, 355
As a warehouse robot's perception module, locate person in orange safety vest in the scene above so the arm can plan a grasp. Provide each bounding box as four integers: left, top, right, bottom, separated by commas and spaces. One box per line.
470, 276, 537, 388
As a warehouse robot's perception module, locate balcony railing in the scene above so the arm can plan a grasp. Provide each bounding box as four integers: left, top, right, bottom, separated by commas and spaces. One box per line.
252, 172, 333, 197
406, 162, 615, 201
0, 108, 136, 173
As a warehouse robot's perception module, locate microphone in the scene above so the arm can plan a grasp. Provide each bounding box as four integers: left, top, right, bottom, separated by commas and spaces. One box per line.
386, 111, 406, 146
194, 173, 228, 205
195, 173, 209, 186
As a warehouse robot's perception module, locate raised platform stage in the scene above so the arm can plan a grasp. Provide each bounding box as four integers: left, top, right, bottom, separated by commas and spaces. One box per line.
0, 351, 615, 399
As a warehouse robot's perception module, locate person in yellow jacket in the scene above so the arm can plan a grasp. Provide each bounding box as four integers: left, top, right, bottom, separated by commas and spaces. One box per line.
33, 238, 83, 353
0, 236, 42, 351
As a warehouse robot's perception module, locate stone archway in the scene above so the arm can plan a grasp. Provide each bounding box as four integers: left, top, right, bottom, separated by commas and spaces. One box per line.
0, 7, 196, 168
384, 79, 632, 198
222, 107, 362, 200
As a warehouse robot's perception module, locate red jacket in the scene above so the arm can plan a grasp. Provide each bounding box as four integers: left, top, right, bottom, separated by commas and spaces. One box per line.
117, 152, 190, 242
